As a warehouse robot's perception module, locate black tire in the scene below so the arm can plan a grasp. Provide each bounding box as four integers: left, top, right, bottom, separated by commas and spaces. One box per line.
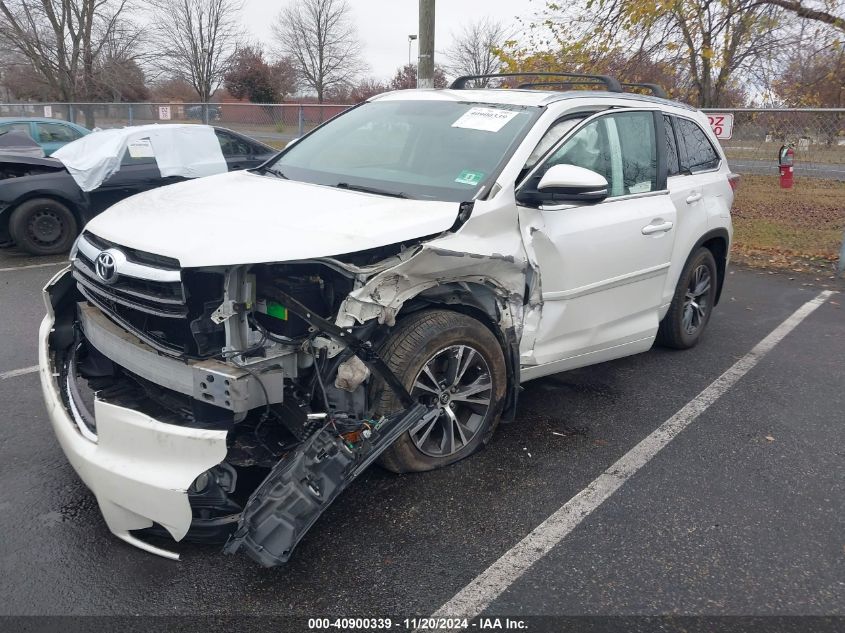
9, 198, 78, 256
656, 247, 718, 349
374, 310, 507, 473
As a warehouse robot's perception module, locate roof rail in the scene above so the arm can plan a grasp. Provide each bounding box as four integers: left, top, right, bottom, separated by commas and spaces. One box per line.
620, 82, 668, 98
450, 72, 623, 93
517, 80, 669, 99
516, 81, 614, 91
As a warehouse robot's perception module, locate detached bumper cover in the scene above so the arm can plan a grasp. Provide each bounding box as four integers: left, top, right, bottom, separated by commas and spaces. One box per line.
39, 310, 228, 560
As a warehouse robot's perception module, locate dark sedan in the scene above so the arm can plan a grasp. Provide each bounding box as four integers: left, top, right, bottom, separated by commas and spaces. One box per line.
0, 126, 276, 255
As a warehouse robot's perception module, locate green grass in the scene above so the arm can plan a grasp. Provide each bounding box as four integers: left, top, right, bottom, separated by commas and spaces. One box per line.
731, 175, 845, 271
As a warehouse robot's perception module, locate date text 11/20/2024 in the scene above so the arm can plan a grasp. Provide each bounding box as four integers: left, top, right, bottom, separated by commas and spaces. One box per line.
307, 618, 529, 630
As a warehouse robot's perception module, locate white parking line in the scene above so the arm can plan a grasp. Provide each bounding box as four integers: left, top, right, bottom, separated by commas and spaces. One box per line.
0, 261, 66, 273
0, 365, 39, 380
424, 290, 835, 629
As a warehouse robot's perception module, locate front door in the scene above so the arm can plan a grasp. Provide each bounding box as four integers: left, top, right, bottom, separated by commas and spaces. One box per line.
517, 110, 676, 374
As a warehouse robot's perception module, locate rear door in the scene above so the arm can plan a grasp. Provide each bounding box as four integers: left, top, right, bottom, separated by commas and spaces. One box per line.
517, 109, 677, 373
661, 115, 727, 306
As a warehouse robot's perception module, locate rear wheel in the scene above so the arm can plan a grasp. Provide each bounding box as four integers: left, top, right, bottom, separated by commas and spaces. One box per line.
374, 310, 507, 473
656, 247, 718, 349
9, 198, 78, 256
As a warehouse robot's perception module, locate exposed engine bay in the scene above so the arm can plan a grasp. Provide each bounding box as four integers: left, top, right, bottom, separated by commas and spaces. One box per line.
48, 235, 497, 565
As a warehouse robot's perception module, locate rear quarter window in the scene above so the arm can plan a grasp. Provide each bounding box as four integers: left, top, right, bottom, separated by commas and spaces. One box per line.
676, 117, 720, 173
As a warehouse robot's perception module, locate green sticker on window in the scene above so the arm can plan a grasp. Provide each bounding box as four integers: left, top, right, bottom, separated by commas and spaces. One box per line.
455, 170, 484, 185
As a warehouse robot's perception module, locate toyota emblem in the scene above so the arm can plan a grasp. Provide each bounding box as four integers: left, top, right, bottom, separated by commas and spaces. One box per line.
95, 251, 117, 283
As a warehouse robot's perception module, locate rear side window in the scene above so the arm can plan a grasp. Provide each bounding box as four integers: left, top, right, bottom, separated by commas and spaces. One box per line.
36, 122, 82, 143
676, 118, 720, 172
663, 115, 680, 176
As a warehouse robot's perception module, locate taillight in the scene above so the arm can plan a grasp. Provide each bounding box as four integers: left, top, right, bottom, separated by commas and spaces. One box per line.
728, 173, 741, 192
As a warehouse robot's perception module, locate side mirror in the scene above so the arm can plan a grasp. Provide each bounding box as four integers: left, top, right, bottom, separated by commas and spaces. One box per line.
536, 164, 609, 202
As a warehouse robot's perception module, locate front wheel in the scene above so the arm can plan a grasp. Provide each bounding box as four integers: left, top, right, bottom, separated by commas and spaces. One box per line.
374, 310, 507, 473
657, 247, 718, 349
9, 198, 78, 256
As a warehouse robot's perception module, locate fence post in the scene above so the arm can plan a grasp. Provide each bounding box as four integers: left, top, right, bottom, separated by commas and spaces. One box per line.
128, 103, 133, 126
68, 103, 75, 124
298, 105, 304, 138
203, 103, 209, 125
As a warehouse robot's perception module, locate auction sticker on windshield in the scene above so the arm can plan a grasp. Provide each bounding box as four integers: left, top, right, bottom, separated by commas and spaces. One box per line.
452, 107, 518, 132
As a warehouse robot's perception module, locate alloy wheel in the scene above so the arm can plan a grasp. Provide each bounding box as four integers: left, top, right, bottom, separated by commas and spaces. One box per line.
408, 344, 493, 458
682, 264, 711, 335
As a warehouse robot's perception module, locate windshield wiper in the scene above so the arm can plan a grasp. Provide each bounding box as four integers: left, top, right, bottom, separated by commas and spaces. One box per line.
335, 182, 408, 198
256, 166, 288, 179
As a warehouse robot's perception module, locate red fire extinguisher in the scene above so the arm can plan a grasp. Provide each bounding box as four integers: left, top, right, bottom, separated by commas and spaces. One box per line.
779, 144, 794, 189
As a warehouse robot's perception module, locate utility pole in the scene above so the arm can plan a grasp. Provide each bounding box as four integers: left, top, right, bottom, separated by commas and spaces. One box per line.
417, 0, 435, 88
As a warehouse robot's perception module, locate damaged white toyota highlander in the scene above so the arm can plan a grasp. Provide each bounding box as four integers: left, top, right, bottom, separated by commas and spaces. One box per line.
39, 73, 736, 566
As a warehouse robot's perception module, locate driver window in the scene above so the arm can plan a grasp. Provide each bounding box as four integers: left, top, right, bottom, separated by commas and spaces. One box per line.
215, 130, 251, 157
531, 111, 657, 198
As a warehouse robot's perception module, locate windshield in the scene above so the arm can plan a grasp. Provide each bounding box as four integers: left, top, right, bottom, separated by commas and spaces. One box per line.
263, 100, 538, 201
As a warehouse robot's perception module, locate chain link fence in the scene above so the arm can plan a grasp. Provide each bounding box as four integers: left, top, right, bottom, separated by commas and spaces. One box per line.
0, 102, 351, 148
0, 102, 842, 181
702, 108, 845, 185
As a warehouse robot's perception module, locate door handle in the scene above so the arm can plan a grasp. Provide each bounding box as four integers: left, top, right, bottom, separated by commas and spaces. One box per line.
686, 192, 703, 204
642, 220, 674, 235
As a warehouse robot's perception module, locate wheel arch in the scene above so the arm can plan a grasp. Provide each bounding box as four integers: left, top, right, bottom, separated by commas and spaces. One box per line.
394, 281, 522, 420
10, 191, 83, 227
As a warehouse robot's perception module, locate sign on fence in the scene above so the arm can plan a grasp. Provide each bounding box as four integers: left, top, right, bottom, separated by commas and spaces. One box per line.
158, 105, 171, 121
43, 105, 52, 118
706, 113, 733, 139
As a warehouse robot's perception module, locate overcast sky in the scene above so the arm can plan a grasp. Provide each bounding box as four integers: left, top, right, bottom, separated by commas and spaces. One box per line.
240, 0, 536, 81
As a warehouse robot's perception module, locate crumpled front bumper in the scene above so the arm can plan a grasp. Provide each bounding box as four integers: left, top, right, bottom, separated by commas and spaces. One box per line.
38, 274, 229, 559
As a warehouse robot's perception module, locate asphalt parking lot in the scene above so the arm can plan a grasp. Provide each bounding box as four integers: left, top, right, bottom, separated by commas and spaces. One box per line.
0, 246, 843, 631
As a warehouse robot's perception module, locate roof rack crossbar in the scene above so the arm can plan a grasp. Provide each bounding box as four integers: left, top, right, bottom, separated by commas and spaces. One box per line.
516, 81, 614, 90
450, 72, 623, 92
620, 82, 668, 98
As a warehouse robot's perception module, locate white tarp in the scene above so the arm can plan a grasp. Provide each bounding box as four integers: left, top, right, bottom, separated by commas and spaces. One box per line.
52, 124, 227, 192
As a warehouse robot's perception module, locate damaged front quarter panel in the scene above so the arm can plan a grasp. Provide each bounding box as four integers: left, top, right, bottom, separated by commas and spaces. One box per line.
337, 241, 529, 334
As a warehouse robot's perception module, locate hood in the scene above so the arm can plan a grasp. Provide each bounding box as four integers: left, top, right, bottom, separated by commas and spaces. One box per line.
84, 170, 462, 267
0, 154, 62, 169
0, 131, 45, 158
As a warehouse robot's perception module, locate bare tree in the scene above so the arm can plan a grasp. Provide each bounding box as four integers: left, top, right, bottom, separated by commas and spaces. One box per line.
151, 0, 242, 105
443, 18, 508, 86
0, 0, 138, 122
272, 0, 364, 103
753, 0, 844, 31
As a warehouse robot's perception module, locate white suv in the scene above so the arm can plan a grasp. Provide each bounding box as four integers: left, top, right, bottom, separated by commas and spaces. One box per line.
39, 74, 735, 566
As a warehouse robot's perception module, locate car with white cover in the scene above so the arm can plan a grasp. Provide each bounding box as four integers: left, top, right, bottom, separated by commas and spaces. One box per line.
40, 73, 736, 566
0, 124, 274, 254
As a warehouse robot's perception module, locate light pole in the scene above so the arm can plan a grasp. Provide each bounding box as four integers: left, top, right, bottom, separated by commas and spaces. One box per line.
408, 34, 417, 68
